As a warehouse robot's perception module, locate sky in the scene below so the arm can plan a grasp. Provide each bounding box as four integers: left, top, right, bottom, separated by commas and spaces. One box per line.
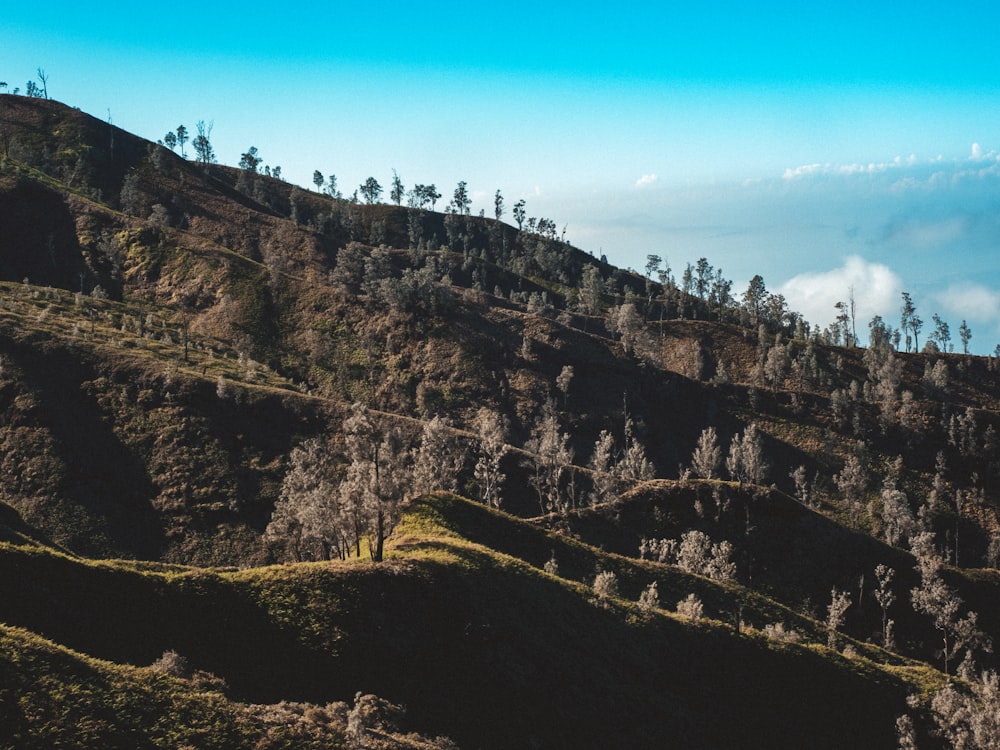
4, 1, 1000, 351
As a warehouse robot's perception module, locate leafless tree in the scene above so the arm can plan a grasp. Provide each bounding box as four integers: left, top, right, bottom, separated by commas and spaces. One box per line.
691, 426, 722, 479
910, 531, 991, 674
525, 400, 574, 514
826, 587, 852, 650
474, 408, 509, 509
725, 423, 768, 486
874, 564, 896, 650
411, 415, 467, 496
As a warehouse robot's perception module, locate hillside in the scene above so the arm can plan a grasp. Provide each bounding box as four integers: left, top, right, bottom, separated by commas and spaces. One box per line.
1, 94, 999, 746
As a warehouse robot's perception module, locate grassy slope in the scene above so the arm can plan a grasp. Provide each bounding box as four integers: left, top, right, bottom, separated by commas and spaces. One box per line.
0, 493, 940, 749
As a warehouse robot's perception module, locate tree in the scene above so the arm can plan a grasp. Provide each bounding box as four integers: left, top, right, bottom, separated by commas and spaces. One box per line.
639, 581, 660, 611
826, 587, 852, 649
163, 131, 177, 151
36, 68, 48, 99
910, 531, 991, 674
175, 125, 188, 158
931, 313, 951, 352
725, 423, 768, 486
593, 570, 619, 599
676, 593, 704, 622
341, 403, 408, 562
900, 292, 922, 352
326, 174, 342, 199
578, 264, 603, 324
512, 199, 526, 230
264, 437, 343, 561
359, 176, 383, 204
960, 319, 972, 354
616, 417, 655, 483
555, 365, 573, 408
609, 302, 642, 355
690, 426, 721, 479
524, 400, 574, 514
928, 669, 1000, 749
451, 181, 471, 214
425, 184, 441, 209
834, 453, 868, 529
192, 120, 215, 164
588, 430, 618, 504
494, 189, 504, 220
474, 408, 508, 508
743, 275, 767, 325
874, 564, 896, 650
880, 479, 914, 548
390, 169, 404, 206
239, 146, 261, 172
410, 415, 467, 496
312, 170, 325, 191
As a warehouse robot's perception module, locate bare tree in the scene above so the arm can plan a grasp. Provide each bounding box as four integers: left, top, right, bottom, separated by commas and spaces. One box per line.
616, 417, 655, 483
834, 453, 868, 529
826, 587, 852, 650
410, 415, 467, 496
264, 437, 343, 561
639, 581, 660, 611
690, 426, 722, 480
910, 531, 991, 674
588, 429, 618, 505
676, 593, 704, 622
524, 400, 574, 514
341, 403, 409, 562
725, 423, 768, 486
874, 564, 896, 650
556, 365, 574, 408
474, 408, 508, 508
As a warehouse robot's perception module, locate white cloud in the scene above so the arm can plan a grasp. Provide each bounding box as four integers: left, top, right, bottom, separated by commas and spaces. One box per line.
971, 142, 983, 160
935, 282, 1000, 320
779, 256, 903, 331
783, 163, 825, 180
634, 173, 658, 189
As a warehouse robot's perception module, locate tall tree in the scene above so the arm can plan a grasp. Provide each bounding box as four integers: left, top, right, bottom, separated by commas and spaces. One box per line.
512, 199, 526, 230
474, 408, 509, 508
359, 176, 383, 204
239, 146, 261, 172
175, 125, 188, 158
690, 426, 721, 479
341, 403, 408, 562
743, 275, 767, 325
901, 292, 922, 352
960, 320, 972, 354
312, 170, 325, 191
390, 169, 405, 206
192, 120, 215, 164
452, 181, 471, 214
725, 423, 768, 486
264, 437, 343, 561
525, 400, 574, 514
410, 415, 467, 496
494, 189, 504, 220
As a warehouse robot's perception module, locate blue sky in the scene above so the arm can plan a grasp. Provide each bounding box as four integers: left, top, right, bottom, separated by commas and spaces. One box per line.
5, 1, 1000, 350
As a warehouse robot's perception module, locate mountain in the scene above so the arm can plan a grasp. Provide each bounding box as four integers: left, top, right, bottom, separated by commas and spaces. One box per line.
0, 94, 998, 747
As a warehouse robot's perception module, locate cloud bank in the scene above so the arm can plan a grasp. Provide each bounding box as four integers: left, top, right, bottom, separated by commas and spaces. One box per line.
545, 145, 1000, 351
